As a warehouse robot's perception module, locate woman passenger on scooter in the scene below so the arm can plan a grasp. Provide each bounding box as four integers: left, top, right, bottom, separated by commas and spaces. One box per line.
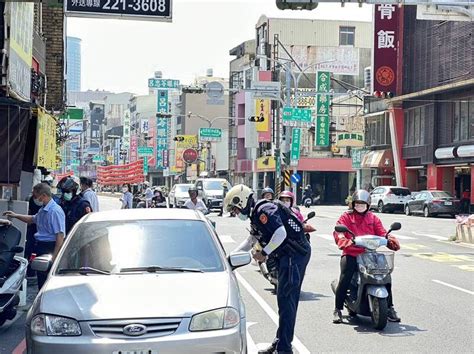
332, 189, 401, 324
278, 191, 316, 234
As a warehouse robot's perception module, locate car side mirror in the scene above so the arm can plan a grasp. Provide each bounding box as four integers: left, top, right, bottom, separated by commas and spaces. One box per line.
389, 222, 402, 231
228, 252, 251, 270
31, 255, 53, 273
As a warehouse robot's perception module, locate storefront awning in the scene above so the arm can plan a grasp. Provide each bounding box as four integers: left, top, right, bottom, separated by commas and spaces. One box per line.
361, 149, 393, 169
457, 145, 474, 158
435, 147, 456, 159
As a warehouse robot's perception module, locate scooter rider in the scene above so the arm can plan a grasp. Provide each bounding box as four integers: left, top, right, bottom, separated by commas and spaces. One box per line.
333, 189, 401, 324
261, 187, 275, 201
224, 184, 311, 354
184, 186, 208, 214
58, 176, 92, 235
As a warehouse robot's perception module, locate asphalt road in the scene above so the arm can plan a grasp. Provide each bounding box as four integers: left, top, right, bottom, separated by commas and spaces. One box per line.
1, 197, 473, 353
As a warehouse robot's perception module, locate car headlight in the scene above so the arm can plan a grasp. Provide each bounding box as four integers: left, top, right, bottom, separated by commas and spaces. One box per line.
189, 307, 240, 331
31, 314, 81, 336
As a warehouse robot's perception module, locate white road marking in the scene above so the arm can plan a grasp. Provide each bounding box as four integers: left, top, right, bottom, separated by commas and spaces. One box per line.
412, 231, 446, 241
236, 272, 310, 354
315, 233, 334, 241
246, 322, 259, 354
219, 234, 235, 243
392, 234, 416, 240
432, 279, 474, 295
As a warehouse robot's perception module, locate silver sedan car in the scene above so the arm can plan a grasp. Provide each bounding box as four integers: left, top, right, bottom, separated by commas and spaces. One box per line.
26, 209, 250, 354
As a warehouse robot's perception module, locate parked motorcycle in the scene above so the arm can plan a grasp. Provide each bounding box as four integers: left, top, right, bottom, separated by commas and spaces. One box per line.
304, 195, 320, 208
330, 222, 401, 330
257, 211, 316, 294
0, 224, 28, 327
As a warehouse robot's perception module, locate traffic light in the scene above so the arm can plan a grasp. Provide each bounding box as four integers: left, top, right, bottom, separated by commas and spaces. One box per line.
276, 0, 318, 11
373, 91, 394, 99
248, 116, 265, 122
174, 136, 185, 142
156, 112, 172, 118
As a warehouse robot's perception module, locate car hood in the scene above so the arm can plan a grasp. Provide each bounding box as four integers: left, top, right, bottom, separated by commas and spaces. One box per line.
175, 192, 189, 198
38, 272, 230, 320
205, 189, 223, 196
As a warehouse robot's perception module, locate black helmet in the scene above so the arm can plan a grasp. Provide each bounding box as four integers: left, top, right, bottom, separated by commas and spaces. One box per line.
261, 187, 274, 198
58, 176, 80, 194
351, 189, 371, 208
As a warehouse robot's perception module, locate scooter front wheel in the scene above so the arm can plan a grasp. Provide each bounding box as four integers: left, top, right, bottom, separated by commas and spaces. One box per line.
370, 296, 388, 330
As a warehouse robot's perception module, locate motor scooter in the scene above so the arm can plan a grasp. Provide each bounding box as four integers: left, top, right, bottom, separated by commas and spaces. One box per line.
0, 224, 28, 327
257, 211, 316, 294
330, 222, 401, 330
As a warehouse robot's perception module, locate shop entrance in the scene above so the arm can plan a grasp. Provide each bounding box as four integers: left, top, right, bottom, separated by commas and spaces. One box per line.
308, 172, 349, 205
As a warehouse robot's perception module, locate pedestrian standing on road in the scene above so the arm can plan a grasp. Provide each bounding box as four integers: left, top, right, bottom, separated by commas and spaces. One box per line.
461, 189, 470, 214
144, 182, 154, 208
80, 177, 99, 212
121, 184, 133, 209
224, 184, 311, 354
332, 189, 401, 324
3, 183, 65, 289
58, 176, 92, 235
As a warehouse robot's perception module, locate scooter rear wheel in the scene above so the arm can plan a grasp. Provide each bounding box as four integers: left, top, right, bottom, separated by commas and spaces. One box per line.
370, 296, 388, 330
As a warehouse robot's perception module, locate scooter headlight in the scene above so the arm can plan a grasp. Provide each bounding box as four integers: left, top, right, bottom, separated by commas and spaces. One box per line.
358, 264, 367, 274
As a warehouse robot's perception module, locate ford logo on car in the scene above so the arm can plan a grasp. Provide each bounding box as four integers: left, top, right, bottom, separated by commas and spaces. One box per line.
123, 324, 147, 336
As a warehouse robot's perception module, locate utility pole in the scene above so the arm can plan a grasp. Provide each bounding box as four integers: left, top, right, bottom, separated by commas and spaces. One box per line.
273, 34, 282, 196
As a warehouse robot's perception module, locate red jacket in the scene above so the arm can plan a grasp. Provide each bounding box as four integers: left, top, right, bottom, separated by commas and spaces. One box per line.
333, 211, 387, 257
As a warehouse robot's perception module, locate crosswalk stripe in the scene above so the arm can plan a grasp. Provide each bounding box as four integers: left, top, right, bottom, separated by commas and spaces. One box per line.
412, 231, 446, 241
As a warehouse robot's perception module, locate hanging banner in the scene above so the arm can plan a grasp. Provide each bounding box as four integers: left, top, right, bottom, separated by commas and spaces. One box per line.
316, 71, 331, 147
8, 2, 34, 101
316, 116, 330, 147
255, 98, 270, 132
290, 128, 302, 162
156, 117, 169, 169
35, 109, 57, 170
373, 4, 400, 94
122, 110, 131, 150
157, 89, 169, 113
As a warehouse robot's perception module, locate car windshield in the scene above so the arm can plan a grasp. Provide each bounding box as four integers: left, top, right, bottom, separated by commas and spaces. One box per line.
203, 180, 228, 190
431, 191, 453, 198
55, 220, 224, 274
175, 185, 192, 195
390, 188, 410, 196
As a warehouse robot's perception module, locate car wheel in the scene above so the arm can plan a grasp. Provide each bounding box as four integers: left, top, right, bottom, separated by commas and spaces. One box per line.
378, 201, 385, 213
405, 205, 411, 216
423, 206, 430, 218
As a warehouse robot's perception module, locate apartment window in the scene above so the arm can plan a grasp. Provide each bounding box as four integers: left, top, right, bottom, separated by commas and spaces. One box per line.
404, 106, 428, 146
453, 99, 473, 142
339, 26, 355, 46
470, 101, 474, 139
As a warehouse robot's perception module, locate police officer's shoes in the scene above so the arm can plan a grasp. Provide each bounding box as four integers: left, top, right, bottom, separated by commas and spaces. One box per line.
258, 342, 276, 353
333, 309, 343, 324
388, 306, 401, 322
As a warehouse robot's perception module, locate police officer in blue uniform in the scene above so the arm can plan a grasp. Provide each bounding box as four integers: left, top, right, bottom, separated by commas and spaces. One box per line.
57, 176, 91, 235
224, 184, 311, 354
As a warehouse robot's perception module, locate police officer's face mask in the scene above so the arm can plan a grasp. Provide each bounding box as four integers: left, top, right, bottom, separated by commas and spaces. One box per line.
63, 192, 73, 201
238, 212, 248, 221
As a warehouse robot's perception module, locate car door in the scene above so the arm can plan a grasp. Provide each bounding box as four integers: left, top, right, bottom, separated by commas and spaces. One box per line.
415, 192, 429, 212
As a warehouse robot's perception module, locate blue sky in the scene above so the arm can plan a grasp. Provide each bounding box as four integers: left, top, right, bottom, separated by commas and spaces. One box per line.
67, 0, 372, 95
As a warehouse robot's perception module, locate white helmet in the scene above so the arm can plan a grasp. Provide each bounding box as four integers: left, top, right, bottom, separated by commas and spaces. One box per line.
224, 184, 254, 214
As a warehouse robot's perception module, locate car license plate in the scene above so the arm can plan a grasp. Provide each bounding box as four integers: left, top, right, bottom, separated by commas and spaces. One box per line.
113, 351, 157, 354
445, 201, 452, 206
219, 202, 223, 207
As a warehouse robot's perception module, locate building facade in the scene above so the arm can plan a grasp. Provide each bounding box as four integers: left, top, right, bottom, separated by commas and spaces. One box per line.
66, 36, 81, 92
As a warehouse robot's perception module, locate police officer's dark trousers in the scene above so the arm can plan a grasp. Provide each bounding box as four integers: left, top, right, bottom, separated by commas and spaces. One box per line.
275, 243, 311, 352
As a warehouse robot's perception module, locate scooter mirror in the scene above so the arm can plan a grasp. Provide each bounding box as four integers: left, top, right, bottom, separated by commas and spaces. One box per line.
335, 225, 349, 233
389, 222, 402, 231
307, 211, 316, 219
10, 246, 23, 253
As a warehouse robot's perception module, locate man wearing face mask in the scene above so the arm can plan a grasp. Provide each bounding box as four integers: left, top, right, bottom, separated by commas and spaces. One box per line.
3, 183, 65, 289
58, 176, 92, 235
332, 189, 401, 324
224, 185, 310, 354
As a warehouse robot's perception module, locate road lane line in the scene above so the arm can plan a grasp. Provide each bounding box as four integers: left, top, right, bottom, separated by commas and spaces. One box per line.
412, 231, 446, 241
392, 234, 416, 240
246, 322, 259, 354
236, 273, 310, 354
12, 339, 26, 354
432, 279, 474, 295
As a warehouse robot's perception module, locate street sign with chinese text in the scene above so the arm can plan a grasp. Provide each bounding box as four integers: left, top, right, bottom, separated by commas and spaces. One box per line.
65, 0, 172, 22
157, 89, 169, 113
351, 148, 367, 169
373, 4, 400, 94
143, 157, 149, 176
138, 146, 154, 157
199, 128, 222, 142
149, 78, 180, 89
156, 117, 169, 168
92, 155, 104, 163
316, 71, 331, 93
316, 115, 330, 147
290, 128, 302, 162
282, 107, 312, 127
123, 110, 131, 151
182, 148, 198, 164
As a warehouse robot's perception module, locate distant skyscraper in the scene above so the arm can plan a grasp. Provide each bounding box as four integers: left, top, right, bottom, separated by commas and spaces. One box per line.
67, 36, 81, 92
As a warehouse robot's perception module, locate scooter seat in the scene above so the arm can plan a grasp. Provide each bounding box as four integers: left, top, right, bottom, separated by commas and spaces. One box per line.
0, 225, 21, 278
